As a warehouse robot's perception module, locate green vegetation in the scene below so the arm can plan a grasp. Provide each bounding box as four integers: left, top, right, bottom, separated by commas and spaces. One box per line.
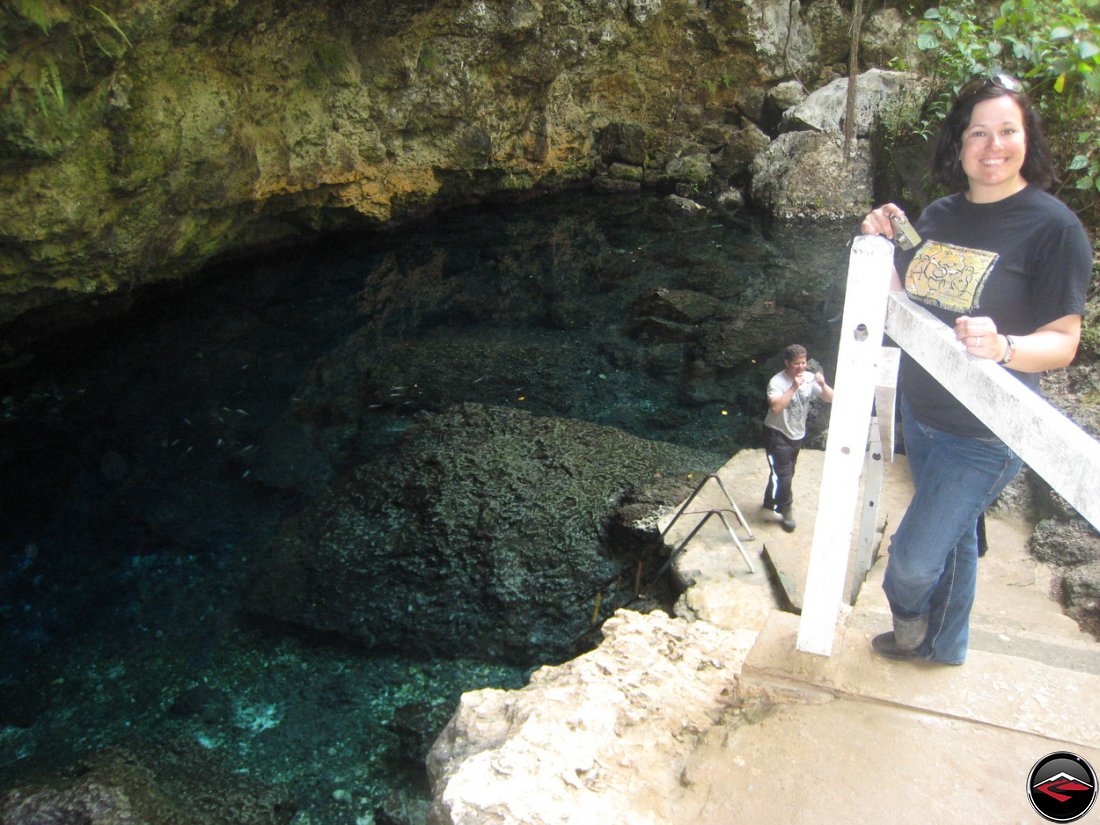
416, 43, 438, 73
2, 0, 132, 116
303, 41, 350, 87
32, 54, 63, 114
10, 0, 51, 33
911, 0, 1100, 216
898, 0, 1099, 361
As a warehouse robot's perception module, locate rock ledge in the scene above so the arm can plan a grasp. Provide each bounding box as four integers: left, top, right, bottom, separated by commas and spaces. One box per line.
427, 609, 760, 824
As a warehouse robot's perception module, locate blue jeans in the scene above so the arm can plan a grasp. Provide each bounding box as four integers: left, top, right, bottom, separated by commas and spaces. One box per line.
882, 396, 1023, 664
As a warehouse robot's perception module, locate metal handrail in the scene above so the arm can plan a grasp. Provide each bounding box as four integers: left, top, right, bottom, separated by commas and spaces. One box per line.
640, 472, 756, 591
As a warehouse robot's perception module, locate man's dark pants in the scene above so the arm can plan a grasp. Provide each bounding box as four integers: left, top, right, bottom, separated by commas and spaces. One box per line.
763, 427, 802, 513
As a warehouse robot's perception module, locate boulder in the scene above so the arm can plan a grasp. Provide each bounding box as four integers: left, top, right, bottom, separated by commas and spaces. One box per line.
665, 153, 714, 187
761, 80, 807, 132
749, 69, 928, 220
248, 403, 721, 664
780, 69, 926, 137
750, 130, 873, 219
1062, 560, 1100, 636
1028, 518, 1100, 568
427, 609, 759, 825
711, 124, 772, 184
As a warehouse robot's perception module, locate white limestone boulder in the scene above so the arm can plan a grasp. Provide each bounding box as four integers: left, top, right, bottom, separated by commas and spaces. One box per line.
426, 609, 757, 824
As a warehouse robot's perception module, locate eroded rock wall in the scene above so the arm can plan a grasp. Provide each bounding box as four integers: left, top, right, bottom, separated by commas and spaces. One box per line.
0, 0, 759, 325
0, 0, 923, 332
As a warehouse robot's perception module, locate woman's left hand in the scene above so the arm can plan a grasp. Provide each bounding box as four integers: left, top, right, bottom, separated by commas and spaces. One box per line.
955, 315, 1003, 360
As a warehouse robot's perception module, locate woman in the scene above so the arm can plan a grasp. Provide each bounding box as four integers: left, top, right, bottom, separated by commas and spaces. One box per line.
860, 74, 1092, 665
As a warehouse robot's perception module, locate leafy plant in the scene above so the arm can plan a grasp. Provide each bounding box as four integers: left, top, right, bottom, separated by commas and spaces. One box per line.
914, 0, 1100, 212
3, 0, 133, 117
89, 4, 131, 54
12, 0, 51, 33
1069, 129, 1100, 197
34, 55, 64, 114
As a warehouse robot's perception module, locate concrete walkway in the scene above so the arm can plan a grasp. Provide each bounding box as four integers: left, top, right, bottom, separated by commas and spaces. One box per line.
662, 448, 1100, 823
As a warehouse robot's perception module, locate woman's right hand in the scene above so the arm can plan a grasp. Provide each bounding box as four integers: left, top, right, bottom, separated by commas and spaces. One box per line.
860, 203, 906, 240
861, 203, 908, 292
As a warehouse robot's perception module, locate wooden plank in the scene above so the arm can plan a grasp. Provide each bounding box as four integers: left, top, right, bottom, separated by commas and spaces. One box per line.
796, 236, 895, 656
886, 292, 1100, 532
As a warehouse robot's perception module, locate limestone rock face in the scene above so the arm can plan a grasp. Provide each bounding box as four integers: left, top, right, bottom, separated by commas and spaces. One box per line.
1, 0, 768, 327
750, 130, 874, 219
248, 403, 721, 664
0, 1, 925, 331
740, 0, 816, 79
426, 609, 759, 825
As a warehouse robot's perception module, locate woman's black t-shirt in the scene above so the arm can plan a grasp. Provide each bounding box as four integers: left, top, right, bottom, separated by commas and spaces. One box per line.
895, 185, 1091, 437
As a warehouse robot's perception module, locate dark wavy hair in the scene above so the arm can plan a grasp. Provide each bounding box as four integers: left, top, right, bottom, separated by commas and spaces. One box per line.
783, 344, 807, 362
930, 80, 1056, 191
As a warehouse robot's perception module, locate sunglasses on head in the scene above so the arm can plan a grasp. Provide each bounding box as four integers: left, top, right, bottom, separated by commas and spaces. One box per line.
957, 73, 1024, 102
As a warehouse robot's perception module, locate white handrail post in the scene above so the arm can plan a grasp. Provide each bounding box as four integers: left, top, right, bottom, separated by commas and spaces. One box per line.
796, 235, 895, 656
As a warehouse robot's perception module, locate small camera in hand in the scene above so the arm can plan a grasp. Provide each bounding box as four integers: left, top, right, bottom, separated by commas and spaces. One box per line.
889, 214, 922, 251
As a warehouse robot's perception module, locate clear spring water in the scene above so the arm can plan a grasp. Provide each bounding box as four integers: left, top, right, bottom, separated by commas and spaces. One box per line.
0, 190, 854, 822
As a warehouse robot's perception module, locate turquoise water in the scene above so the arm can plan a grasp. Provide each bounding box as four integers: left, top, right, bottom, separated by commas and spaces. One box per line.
0, 190, 854, 822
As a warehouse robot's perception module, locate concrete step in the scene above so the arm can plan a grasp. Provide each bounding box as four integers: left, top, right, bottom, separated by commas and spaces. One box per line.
742, 609, 1100, 751
854, 512, 1100, 675
845, 609, 1100, 677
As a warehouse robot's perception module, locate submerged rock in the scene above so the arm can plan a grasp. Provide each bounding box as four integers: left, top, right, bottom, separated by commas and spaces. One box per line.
0, 739, 294, 825
248, 402, 722, 664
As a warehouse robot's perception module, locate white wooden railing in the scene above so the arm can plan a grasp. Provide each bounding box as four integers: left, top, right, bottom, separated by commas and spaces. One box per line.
796, 235, 1100, 656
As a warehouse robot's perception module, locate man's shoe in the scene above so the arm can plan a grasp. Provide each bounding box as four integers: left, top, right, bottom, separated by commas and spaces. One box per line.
779, 508, 796, 532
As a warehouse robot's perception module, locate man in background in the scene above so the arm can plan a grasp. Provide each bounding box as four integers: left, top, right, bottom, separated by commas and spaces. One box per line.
762, 344, 833, 531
